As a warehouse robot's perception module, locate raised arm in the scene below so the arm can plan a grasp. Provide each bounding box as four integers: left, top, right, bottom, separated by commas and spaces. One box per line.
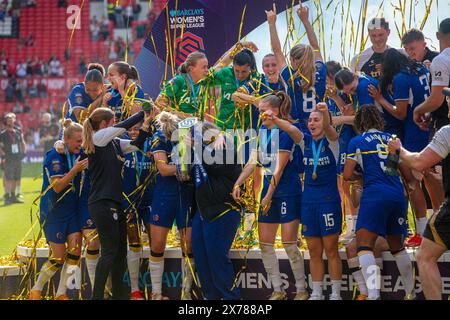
317, 102, 338, 141
92, 110, 145, 147
213, 41, 259, 73
266, 3, 286, 70
297, 0, 322, 61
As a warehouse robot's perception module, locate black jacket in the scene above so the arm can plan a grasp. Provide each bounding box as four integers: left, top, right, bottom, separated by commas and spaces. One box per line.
194, 141, 242, 221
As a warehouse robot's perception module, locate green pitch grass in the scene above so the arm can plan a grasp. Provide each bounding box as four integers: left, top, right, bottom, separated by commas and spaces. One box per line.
0, 163, 42, 256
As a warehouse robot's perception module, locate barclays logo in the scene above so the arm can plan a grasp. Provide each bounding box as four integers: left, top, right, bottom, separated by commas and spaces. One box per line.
169, 8, 205, 17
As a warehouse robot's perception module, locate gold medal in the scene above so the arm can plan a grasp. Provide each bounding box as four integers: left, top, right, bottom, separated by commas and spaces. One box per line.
312, 172, 317, 180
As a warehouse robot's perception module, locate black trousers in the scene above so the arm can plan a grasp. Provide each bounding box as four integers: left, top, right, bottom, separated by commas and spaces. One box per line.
89, 200, 129, 300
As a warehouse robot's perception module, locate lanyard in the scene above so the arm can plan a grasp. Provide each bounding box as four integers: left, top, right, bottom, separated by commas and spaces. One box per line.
186, 73, 200, 108
64, 144, 77, 171
311, 138, 324, 179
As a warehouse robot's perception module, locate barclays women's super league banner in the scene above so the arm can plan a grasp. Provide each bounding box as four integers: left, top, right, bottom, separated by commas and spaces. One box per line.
135, 0, 309, 97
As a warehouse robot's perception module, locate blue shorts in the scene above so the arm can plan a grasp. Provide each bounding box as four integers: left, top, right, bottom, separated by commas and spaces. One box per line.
301, 201, 342, 237
258, 195, 301, 224
42, 215, 80, 244
150, 185, 194, 229
356, 198, 407, 237
128, 205, 151, 226
78, 200, 95, 229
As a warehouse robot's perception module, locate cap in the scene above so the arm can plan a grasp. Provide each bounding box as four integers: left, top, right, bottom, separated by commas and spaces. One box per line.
368, 17, 389, 31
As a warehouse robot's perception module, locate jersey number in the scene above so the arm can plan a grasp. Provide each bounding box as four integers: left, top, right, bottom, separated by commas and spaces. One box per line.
323, 213, 335, 227
281, 202, 287, 215
302, 90, 317, 113
418, 74, 431, 100
376, 143, 388, 172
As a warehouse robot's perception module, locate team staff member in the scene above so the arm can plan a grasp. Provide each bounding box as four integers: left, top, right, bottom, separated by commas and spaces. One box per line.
30, 120, 87, 300
344, 105, 415, 300
65, 64, 106, 123
0, 113, 25, 205
82, 107, 156, 300
190, 121, 242, 300
414, 19, 450, 131
233, 92, 307, 301
388, 89, 450, 299
350, 17, 393, 79
266, 2, 326, 133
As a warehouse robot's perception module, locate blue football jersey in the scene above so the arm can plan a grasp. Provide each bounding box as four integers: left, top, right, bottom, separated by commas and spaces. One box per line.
243, 74, 285, 130
150, 130, 180, 196
122, 139, 153, 208
327, 96, 355, 171
392, 67, 430, 147
258, 126, 302, 198
40, 148, 80, 222
66, 83, 93, 122
107, 84, 145, 121
346, 130, 404, 201
351, 75, 377, 110
300, 134, 340, 203
281, 61, 327, 131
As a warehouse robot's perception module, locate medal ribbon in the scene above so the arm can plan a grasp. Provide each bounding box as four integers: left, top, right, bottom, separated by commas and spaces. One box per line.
186, 73, 200, 109
312, 138, 324, 179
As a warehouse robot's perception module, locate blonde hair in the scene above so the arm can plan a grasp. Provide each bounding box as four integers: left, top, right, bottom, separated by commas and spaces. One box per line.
289, 44, 316, 92
178, 51, 207, 74
62, 119, 83, 141
82, 107, 115, 154
156, 111, 179, 139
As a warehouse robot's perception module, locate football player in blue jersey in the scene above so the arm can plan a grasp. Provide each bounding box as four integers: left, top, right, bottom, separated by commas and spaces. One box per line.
325, 61, 360, 242
122, 121, 154, 300
233, 91, 306, 300
148, 112, 196, 300
378, 48, 436, 247
344, 105, 415, 300
65, 63, 106, 123
30, 121, 88, 300
104, 61, 146, 122
298, 102, 342, 300
232, 53, 287, 131
266, 2, 326, 133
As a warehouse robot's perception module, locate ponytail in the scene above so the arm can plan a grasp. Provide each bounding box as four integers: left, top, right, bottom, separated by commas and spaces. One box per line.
87, 63, 105, 76
233, 49, 257, 73
109, 61, 140, 83
178, 51, 207, 74
334, 69, 356, 91
155, 111, 179, 140
62, 118, 83, 141
82, 107, 115, 154
261, 91, 293, 121
289, 44, 316, 92
82, 118, 95, 155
